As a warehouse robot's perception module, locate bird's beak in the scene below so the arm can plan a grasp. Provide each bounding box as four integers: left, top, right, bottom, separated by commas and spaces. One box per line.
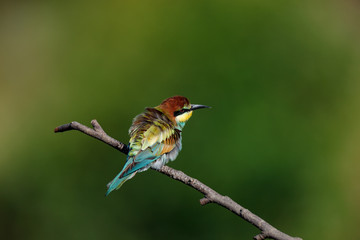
190, 104, 211, 111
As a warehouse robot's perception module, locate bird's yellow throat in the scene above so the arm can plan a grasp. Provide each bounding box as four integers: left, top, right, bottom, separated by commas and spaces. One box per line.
175, 111, 193, 123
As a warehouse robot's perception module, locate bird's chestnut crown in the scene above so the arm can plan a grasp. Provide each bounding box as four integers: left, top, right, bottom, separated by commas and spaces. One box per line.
158, 96, 210, 123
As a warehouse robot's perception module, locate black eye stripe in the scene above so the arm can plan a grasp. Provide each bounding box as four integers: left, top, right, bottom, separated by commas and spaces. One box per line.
174, 109, 190, 117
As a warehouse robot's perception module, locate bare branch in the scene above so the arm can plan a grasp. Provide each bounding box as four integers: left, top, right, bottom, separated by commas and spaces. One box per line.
54, 120, 302, 240
54, 120, 129, 155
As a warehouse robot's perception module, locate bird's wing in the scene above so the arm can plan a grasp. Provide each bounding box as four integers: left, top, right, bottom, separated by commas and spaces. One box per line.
106, 112, 180, 195
118, 125, 181, 179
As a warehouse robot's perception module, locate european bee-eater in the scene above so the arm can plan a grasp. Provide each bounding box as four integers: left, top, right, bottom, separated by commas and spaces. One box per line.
106, 96, 210, 196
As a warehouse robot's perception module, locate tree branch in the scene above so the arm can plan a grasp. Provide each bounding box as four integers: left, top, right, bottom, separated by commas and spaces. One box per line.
54, 120, 302, 240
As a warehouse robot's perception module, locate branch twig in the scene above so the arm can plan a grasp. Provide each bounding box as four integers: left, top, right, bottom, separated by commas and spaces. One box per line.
54, 120, 302, 240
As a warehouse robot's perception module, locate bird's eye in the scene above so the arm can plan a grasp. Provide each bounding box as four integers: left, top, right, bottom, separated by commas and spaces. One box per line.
174, 109, 186, 117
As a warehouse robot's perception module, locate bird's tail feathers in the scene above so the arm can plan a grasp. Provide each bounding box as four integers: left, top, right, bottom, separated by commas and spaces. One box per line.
105, 172, 137, 196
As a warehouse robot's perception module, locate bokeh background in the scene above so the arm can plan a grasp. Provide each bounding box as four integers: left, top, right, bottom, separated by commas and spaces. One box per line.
1, 1, 359, 239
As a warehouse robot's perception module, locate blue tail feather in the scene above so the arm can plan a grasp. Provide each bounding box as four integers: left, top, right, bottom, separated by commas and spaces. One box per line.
106, 172, 136, 196
105, 147, 162, 196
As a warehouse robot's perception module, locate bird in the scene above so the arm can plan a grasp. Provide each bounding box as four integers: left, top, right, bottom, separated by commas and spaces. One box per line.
106, 96, 210, 196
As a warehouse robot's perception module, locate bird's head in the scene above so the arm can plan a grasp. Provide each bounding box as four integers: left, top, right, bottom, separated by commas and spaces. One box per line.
157, 96, 210, 125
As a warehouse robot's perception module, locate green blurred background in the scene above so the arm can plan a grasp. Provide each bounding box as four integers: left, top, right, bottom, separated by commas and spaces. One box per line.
1, 0, 359, 239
